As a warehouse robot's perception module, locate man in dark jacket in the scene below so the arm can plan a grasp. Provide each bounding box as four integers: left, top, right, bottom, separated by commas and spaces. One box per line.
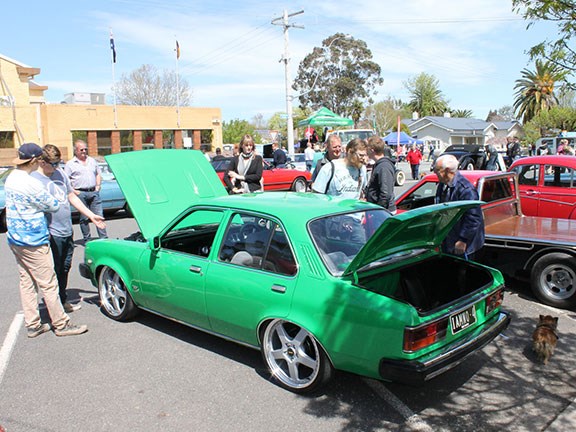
272, 142, 287, 168
366, 136, 397, 213
434, 154, 485, 260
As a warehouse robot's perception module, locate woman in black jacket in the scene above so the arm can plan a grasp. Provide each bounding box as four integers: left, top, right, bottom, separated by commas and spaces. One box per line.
223, 134, 263, 193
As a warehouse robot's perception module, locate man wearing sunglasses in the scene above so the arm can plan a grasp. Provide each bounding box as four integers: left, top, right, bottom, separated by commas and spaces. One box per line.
64, 140, 108, 243
32, 144, 106, 313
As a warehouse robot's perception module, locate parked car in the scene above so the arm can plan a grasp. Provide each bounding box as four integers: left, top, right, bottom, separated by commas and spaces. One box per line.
211, 157, 310, 192
286, 153, 307, 171
396, 170, 576, 309
439, 144, 487, 170
509, 155, 576, 219
0, 163, 127, 233
79, 149, 509, 393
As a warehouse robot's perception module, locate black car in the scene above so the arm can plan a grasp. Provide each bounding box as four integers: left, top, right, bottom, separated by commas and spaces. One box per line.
438, 144, 486, 170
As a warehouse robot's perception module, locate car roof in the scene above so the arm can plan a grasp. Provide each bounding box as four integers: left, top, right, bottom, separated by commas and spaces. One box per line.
510, 155, 576, 168
204, 192, 381, 222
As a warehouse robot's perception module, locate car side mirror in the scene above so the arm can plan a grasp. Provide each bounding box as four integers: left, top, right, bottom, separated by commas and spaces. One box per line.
149, 236, 160, 251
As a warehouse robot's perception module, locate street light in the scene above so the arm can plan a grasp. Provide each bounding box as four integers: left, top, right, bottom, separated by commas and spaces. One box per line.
285, 34, 350, 155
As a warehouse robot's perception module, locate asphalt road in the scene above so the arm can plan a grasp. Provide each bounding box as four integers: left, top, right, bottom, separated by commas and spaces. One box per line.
1, 164, 575, 432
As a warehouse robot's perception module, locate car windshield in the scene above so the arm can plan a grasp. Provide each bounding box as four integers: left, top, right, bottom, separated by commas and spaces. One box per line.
308, 209, 391, 276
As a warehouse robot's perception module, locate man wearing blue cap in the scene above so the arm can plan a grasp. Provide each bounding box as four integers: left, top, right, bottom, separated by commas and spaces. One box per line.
5, 143, 88, 338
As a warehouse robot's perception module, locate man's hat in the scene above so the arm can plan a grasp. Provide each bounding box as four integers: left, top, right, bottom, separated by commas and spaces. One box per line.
12, 143, 43, 165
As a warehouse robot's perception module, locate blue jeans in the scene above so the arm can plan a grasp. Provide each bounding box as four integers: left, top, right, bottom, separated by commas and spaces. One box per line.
410, 164, 420, 180
78, 191, 107, 241
49, 235, 75, 304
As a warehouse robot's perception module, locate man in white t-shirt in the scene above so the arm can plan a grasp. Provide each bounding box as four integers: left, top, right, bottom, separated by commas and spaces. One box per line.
304, 142, 316, 172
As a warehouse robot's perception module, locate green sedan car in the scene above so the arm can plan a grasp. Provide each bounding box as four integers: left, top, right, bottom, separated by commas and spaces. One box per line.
79, 150, 510, 393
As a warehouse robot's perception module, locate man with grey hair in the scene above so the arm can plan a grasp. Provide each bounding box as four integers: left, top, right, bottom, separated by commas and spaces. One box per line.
434, 154, 485, 260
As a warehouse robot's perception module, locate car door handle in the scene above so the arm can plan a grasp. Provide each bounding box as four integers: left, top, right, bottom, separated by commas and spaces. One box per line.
271, 284, 287, 293
526, 190, 540, 195
189, 265, 202, 274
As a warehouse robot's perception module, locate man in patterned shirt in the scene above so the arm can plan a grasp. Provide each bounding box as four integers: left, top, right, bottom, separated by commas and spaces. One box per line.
5, 143, 88, 338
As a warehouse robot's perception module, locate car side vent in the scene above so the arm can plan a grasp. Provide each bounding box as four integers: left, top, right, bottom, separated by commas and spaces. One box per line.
300, 244, 325, 279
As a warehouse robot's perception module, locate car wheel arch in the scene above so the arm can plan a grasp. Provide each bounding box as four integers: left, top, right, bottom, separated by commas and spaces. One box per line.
523, 247, 576, 272
291, 177, 308, 192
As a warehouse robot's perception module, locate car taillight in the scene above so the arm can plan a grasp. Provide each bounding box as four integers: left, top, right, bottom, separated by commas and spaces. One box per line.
403, 318, 448, 353
485, 288, 504, 315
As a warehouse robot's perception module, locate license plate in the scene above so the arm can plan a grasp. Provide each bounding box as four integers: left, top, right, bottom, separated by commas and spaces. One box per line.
450, 305, 477, 334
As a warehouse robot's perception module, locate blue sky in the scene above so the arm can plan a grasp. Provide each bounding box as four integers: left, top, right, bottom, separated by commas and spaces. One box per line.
1, 0, 560, 123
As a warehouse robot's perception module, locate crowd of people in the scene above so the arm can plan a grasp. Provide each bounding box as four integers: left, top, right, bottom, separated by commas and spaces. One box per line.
14, 128, 575, 340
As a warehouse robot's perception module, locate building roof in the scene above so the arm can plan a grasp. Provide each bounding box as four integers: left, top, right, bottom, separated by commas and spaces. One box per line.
405, 116, 520, 134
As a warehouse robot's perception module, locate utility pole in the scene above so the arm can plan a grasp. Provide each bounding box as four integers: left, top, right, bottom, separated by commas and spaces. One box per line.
272, 9, 304, 156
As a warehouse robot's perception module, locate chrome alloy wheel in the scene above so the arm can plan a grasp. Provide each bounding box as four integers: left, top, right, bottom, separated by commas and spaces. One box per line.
262, 319, 322, 391
98, 266, 129, 318
539, 263, 576, 301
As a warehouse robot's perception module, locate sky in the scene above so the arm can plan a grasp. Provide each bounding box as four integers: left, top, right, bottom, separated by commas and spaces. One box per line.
0, 0, 561, 123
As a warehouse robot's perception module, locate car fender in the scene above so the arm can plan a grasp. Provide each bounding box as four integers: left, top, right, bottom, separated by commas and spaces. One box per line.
86, 241, 146, 302
524, 245, 576, 272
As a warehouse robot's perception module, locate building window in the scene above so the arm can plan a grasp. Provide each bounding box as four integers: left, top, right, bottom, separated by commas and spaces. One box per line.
0, 131, 14, 148
120, 131, 133, 153
97, 131, 112, 156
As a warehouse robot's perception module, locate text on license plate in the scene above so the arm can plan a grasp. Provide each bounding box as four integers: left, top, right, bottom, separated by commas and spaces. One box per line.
451, 305, 477, 334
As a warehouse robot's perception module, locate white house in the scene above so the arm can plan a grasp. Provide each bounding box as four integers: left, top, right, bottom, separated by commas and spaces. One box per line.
405, 116, 524, 152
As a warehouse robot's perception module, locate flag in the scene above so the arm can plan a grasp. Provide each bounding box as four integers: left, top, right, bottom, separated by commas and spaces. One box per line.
110, 31, 117, 63
176, 40, 180, 59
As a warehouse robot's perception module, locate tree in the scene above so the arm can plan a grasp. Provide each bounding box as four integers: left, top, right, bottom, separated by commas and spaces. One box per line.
451, 109, 474, 118
486, 105, 516, 122
222, 119, 257, 144
403, 73, 449, 117
292, 33, 383, 118
512, 0, 576, 84
364, 97, 410, 135
513, 60, 566, 123
115, 64, 191, 106
524, 105, 576, 140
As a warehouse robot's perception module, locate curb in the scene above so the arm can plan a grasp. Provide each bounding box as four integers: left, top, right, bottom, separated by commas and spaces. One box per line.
545, 397, 576, 431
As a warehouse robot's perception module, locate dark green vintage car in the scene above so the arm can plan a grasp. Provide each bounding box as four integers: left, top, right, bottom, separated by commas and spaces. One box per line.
79, 149, 510, 393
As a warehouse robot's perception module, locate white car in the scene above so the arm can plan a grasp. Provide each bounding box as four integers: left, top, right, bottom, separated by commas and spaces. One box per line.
287, 153, 307, 171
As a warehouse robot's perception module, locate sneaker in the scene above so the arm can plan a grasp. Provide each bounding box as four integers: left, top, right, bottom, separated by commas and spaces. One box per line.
54, 322, 88, 337
27, 323, 51, 338
63, 302, 82, 313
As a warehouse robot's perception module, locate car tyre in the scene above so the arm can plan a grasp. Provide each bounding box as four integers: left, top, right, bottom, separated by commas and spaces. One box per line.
98, 266, 138, 321
395, 170, 406, 187
261, 319, 333, 394
291, 177, 308, 192
462, 158, 475, 170
531, 253, 576, 309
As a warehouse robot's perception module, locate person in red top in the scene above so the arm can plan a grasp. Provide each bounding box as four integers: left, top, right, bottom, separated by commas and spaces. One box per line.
406, 144, 423, 180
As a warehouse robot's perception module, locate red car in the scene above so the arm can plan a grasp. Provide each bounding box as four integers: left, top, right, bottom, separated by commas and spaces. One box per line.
211, 157, 311, 192
509, 155, 576, 219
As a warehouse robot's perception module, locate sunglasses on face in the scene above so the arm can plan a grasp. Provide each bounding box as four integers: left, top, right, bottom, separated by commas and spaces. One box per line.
43, 160, 60, 168
78, 148, 88, 152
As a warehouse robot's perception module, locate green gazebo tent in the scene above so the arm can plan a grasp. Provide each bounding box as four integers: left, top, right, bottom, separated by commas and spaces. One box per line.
297, 107, 354, 127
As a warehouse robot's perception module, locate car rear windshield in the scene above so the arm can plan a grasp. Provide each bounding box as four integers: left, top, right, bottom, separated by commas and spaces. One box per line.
308, 209, 390, 275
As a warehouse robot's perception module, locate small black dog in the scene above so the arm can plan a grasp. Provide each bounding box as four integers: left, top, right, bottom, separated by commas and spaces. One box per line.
532, 315, 559, 365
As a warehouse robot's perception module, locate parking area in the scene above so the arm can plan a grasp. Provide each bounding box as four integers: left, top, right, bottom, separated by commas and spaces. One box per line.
1, 183, 575, 431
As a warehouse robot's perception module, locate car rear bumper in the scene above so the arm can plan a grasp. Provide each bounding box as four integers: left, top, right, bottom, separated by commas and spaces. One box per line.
379, 311, 510, 385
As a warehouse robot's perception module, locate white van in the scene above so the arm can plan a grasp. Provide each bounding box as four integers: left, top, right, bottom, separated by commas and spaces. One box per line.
535, 133, 576, 155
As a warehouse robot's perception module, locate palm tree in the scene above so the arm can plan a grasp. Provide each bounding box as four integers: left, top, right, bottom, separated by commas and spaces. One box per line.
513, 60, 566, 123
451, 109, 474, 118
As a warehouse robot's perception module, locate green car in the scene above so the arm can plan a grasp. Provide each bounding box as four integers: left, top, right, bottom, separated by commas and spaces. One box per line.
79, 150, 510, 393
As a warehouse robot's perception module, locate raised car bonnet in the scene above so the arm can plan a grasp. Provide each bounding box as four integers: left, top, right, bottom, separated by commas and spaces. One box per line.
106, 150, 228, 239
343, 201, 483, 277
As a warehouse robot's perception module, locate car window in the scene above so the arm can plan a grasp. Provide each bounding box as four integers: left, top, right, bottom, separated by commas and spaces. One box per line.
480, 177, 513, 202
309, 209, 390, 275
544, 165, 575, 188
396, 182, 437, 210
219, 213, 297, 276
161, 209, 224, 257
514, 164, 539, 186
